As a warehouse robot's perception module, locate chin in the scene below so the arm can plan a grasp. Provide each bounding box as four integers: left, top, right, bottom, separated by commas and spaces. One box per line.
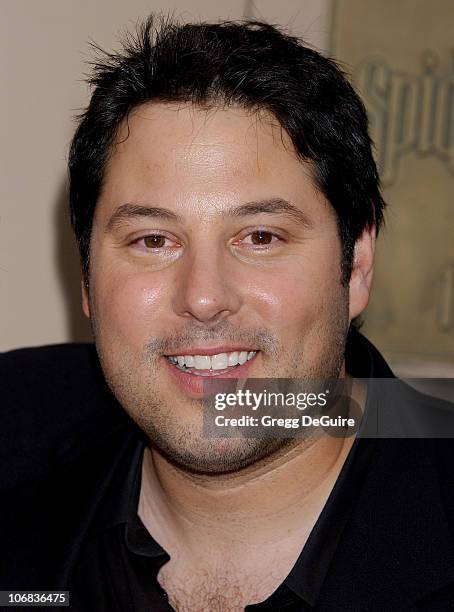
147, 431, 290, 475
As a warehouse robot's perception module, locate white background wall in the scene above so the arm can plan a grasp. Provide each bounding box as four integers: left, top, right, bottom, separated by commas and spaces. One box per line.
1, 0, 330, 351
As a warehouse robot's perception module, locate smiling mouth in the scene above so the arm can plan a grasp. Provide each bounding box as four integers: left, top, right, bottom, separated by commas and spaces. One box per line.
165, 350, 258, 376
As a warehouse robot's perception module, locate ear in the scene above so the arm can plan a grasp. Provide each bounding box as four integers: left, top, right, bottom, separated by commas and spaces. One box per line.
349, 225, 376, 321
81, 273, 90, 319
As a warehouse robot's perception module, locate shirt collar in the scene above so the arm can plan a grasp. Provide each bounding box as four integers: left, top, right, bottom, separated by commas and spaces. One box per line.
124, 439, 168, 559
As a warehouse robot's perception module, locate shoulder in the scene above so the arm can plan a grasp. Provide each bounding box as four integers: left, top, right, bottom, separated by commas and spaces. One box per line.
1, 343, 102, 392
0, 343, 132, 489
366, 378, 454, 513
386, 377, 454, 438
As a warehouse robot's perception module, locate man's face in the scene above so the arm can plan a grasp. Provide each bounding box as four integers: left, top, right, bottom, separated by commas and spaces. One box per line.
83, 103, 366, 473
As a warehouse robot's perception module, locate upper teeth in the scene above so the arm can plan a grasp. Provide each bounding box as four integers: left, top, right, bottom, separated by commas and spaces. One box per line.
167, 351, 256, 370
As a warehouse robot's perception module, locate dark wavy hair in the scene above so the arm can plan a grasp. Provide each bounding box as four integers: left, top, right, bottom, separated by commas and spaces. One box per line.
69, 15, 385, 286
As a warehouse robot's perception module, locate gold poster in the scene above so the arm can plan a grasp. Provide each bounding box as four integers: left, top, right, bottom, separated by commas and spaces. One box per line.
331, 0, 454, 370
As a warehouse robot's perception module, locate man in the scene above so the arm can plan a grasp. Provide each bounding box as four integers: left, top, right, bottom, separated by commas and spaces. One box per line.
2, 15, 454, 612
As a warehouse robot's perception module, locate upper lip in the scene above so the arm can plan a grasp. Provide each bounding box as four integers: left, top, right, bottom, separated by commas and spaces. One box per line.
164, 346, 258, 356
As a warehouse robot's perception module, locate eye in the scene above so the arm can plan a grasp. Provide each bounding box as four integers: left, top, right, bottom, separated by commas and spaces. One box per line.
132, 233, 181, 251
240, 230, 282, 246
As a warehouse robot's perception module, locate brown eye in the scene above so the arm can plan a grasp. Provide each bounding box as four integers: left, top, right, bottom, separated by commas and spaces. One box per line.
144, 234, 166, 248
250, 231, 274, 245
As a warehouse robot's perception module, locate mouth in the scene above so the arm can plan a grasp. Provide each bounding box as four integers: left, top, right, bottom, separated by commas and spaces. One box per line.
165, 350, 257, 376
162, 349, 259, 396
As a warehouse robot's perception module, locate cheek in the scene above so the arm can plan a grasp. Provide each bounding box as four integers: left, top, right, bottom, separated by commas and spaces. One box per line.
245, 251, 341, 331
92, 270, 170, 346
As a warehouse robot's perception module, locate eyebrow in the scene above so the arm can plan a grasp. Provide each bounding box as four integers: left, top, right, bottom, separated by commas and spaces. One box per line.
105, 204, 182, 233
105, 197, 312, 232
226, 198, 312, 228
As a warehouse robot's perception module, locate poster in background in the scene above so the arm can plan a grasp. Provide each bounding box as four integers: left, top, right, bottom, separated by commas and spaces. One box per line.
331, 0, 454, 374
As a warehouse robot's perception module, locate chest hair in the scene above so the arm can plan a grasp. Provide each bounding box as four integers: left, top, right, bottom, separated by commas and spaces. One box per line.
158, 562, 280, 612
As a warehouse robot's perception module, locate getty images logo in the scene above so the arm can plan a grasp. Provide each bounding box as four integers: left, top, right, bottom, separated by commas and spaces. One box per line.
204, 379, 363, 438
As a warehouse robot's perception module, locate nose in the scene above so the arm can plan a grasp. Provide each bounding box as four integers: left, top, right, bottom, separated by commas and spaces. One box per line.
172, 244, 242, 324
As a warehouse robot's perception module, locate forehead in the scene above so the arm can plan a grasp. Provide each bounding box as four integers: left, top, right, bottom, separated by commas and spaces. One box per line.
98, 102, 328, 221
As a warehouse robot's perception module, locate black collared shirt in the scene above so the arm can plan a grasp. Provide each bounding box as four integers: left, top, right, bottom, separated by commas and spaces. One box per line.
4, 330, 454, 611
68, 434, 375, 611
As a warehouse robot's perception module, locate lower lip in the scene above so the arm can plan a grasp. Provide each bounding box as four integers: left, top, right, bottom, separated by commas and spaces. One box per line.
162, 354, 259, 397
